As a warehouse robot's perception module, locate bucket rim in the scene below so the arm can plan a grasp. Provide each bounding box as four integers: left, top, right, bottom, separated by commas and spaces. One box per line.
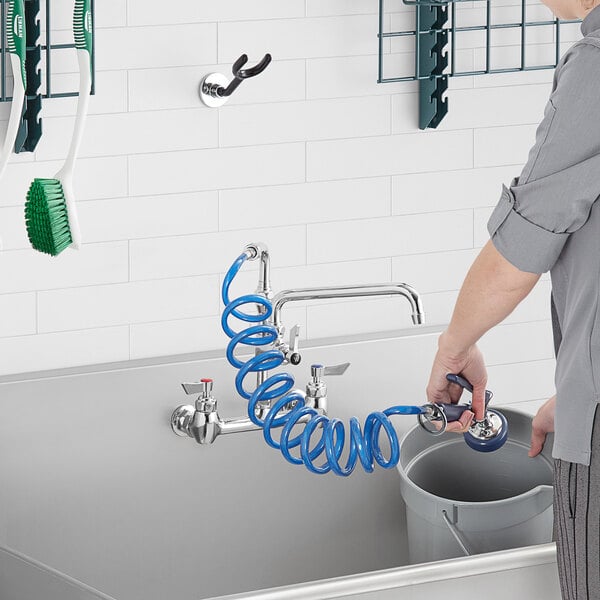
397, 406, 554, 507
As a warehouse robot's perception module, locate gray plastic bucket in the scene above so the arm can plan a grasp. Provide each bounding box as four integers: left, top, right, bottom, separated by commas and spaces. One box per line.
397, 406, 554, 564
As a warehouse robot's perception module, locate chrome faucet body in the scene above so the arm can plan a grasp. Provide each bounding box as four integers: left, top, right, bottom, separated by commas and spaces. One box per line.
171, 243, 425, 446
171, 371, 345, 443
270, 283, 425, 351
244, 242, 273, 300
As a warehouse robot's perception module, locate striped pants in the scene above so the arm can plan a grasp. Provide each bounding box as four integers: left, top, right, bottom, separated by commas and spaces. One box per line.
554, 404, 600, 599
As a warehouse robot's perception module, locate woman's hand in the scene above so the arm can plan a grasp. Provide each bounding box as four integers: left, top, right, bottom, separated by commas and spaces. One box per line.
529, 395, 556, 458
425, 330, 488, 433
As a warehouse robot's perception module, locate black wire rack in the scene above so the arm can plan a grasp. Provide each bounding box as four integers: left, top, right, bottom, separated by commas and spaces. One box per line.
378, 0, 581, 129
0, 0, 96, 152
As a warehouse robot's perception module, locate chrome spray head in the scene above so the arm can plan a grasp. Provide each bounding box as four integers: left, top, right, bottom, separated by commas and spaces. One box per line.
418, 373, 509, 452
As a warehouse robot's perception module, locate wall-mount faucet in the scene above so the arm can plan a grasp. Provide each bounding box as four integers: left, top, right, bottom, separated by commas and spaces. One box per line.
171, 242, 425, 446
171, 364, 349, 444
270, 283, 424, 364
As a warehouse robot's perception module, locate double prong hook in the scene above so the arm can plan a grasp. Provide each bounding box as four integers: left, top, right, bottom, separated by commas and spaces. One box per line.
199, 53, 272, 108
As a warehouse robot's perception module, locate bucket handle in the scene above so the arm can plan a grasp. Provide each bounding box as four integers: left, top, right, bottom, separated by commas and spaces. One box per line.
442, 508, 473, 556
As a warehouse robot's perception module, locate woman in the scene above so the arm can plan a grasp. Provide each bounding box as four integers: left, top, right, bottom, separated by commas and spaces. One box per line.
426, 1, 600, 597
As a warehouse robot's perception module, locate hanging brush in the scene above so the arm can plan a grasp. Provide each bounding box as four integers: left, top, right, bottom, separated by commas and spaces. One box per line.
24, 0, 92, 255
0, 0, 26, 181
0, 0, 26, 252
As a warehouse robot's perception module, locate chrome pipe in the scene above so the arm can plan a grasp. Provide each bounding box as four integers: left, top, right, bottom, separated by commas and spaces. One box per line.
272, 283, 425, 332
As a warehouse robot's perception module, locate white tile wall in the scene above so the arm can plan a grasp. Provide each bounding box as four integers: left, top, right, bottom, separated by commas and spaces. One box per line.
0, 1, 575, 382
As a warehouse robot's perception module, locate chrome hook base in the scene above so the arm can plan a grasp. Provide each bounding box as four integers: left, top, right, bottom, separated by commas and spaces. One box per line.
199, 73, 230, 108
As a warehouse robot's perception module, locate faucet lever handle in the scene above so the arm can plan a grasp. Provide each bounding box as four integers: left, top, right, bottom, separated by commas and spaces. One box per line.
289, 324, 300, 353
181, 378, 214, 397
276, 324, 302, 366
311, 363, 350, 379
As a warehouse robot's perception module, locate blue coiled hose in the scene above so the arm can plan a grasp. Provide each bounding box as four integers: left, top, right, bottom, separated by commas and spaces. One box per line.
221, 252, 429, 477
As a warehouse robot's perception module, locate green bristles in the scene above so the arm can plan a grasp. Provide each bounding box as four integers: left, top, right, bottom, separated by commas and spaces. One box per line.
25, 179, 73, 256
74, 0, 92, 53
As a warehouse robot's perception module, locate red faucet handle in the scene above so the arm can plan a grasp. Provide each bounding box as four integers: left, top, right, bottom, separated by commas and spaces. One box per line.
182, 379, 214, 396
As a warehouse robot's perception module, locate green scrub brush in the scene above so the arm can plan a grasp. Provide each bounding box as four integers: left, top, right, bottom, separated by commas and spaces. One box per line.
25, 0, 92, 255
0, 0, 26, 181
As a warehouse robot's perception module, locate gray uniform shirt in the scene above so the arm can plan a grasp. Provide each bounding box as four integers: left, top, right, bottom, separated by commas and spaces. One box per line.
487, 5, 600, 466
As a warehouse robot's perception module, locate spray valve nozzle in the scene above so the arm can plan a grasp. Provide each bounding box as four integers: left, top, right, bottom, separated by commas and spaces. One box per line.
417, 373, 509, 452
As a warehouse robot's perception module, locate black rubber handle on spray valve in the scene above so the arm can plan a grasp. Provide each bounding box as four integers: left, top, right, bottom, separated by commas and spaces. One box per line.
442, 373, 493, 422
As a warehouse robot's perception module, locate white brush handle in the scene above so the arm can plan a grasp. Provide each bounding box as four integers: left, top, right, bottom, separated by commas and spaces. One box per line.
60, 49, 92, 250
0, 53, 26, 182
61, 49, 92, 176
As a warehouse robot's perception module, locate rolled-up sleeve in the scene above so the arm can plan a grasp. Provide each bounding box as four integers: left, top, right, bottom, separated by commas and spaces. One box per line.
487, 41, 600, 274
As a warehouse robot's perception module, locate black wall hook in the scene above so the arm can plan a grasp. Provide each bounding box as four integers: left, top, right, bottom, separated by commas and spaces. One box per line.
199, 53, 273, 108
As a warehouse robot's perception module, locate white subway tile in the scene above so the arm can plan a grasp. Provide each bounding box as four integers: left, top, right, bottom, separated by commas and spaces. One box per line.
128, 143, 305, 197
219, 178, 390, 231
220, 96, 391, 147
41, 71, 128, 117
306, 53, 473, 101
0, 294, 36, 337
502, 279, 552, 325
307, 0, 410, 16
0, 243, 128, 294
38, 276, 219, 333
473, 69, 553, 88
474, 124, 537, 168
130, 226, 306, 282
79, 192, 219, 243
1, 157, 128, 208
392, 249, 480, 294
392, 166, 516, 215
130, 305, 308, 359
434, 84, 550, 131
222, 259, 393, 308
0, 120, 32, 162
0, 327, 129, 376
37, 109, 218, 161
479, 320, 555, 365
305, 291, 457, 338
128, 61, 306, 112
307, 297, 413, 338
487, 359, 556, 405
307, 130, 473, 181
127, 0, 305, 26
388, 13, 420, 55
307, 210, 473, 263
449, 5, 554, 51
0, 207, 28, 251
94, 25, 217, 71
390, 93, 419, 134
559, 21, 585, 43
416, 291, 459, 326
219, 16, 379, 63
131, 316, 233, 359
308, 55, 416, 99
474, 42, 563, 72
474, 206, 495, 247
44, 1, 126, 29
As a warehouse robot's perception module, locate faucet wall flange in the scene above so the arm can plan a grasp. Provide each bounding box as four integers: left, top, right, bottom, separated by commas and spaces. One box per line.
171, 405, 196, 437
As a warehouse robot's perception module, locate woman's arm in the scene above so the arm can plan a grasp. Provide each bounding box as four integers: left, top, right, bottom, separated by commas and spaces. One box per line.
426, 239, 541, 430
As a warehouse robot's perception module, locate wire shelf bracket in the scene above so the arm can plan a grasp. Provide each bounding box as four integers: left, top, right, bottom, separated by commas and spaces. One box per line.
378, 0, 580, 129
